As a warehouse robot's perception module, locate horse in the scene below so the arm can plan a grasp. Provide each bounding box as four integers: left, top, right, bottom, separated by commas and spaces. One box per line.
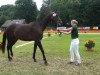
1, 12, 62, 65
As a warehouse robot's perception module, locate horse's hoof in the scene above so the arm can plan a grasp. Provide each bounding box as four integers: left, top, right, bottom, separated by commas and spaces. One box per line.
34, 60, 37, 62
44, 62, 48, 66
9, 57, 12, 61
33, 58, 37, 62
32, 57, 37, 62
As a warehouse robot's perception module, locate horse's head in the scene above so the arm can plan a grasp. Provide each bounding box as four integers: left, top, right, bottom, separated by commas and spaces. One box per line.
51, 12, 63, 26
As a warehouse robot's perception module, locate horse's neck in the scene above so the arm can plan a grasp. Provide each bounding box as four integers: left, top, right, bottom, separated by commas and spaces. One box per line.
41, 15, 51, 31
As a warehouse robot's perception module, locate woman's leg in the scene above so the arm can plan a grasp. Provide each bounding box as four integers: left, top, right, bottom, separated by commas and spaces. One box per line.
70, 40, 74, 62
74, 39, 81, 63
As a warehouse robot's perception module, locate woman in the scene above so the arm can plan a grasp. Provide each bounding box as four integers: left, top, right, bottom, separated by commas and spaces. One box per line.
62, 20, 81, 66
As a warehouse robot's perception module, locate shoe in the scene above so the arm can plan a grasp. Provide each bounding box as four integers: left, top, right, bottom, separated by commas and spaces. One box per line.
75, 63, 80, 66
68, 62, 74, 64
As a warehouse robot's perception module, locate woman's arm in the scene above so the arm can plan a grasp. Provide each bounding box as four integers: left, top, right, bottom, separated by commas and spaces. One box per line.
61, 27, 72, 34
64, 27, 72, 31
62, 30, 71, 35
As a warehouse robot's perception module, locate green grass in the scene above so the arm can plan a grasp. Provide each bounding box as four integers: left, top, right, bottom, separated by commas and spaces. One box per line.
0, 34, 100, 75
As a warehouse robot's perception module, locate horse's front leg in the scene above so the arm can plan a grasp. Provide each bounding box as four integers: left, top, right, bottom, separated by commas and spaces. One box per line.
33, 41, 37, 62
37, 41, 48, 65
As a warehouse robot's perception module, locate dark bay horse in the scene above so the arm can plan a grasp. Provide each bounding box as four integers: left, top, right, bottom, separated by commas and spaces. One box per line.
2, 12, 62, 65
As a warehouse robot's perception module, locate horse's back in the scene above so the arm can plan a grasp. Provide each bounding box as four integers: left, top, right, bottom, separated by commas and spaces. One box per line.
14, 23, 43, 41
5, 23, 43, 41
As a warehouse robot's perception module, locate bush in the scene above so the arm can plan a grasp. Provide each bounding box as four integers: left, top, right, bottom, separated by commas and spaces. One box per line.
84, 39, 95, 48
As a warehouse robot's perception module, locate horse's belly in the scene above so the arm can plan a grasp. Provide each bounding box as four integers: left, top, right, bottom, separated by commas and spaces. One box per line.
14, 27, 43, 41
15, 33, 42, 41
19, 37, 35, 41
16, 35, 34, 41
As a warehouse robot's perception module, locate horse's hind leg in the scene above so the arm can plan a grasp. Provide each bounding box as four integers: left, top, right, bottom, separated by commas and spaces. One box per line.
7, 43, 12, 61
10, 39, 18, 57
33, 41, 38, 62
7, 39, 18, 61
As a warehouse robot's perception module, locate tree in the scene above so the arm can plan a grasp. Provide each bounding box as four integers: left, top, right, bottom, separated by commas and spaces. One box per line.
0, 5, 15, 19
80, 0, 100, 26
0, 5, 15, 27
41, 0, 100, 26
0, 15, 9, 27
38, 0, 51, 20
50, 0, 81, 26
15, 0, 38, 23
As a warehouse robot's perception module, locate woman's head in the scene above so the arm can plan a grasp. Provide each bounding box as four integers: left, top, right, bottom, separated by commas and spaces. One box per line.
71, 20, 78, 26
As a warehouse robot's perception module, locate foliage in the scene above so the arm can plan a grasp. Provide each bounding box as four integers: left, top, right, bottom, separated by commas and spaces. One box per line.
0, 41, 2, 46
0, 5, 15, 27
0, 0, 38, 25
84, 39, 96, 48
0, 0, 100, 27
15, 0, 38, 23
0, 15, 9, 27
0, 5, 15, 18
37, 0, 51, 20
40, 0, 100, 26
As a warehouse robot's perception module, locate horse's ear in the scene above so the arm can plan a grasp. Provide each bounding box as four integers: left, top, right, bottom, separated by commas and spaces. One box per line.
54, 10, 57, 13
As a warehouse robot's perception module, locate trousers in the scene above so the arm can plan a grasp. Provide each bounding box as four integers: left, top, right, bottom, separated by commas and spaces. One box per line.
70, 38, 81, 63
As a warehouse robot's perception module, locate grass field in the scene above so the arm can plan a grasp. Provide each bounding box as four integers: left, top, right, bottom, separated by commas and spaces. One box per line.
0, 33, 100, 75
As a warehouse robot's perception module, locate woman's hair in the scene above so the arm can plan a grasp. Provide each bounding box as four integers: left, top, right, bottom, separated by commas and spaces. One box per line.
71, 20, 78, 25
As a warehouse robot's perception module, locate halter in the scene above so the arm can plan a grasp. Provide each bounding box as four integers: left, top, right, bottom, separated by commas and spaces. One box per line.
53, 13, 57, 17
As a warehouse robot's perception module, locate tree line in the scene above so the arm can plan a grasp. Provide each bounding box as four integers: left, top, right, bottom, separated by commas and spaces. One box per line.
0, 0, 100, 27
40, 0, 100, 26
0, 0, 37, 26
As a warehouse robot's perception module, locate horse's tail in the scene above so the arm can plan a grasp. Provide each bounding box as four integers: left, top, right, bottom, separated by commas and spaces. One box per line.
2, 32, 6, 53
